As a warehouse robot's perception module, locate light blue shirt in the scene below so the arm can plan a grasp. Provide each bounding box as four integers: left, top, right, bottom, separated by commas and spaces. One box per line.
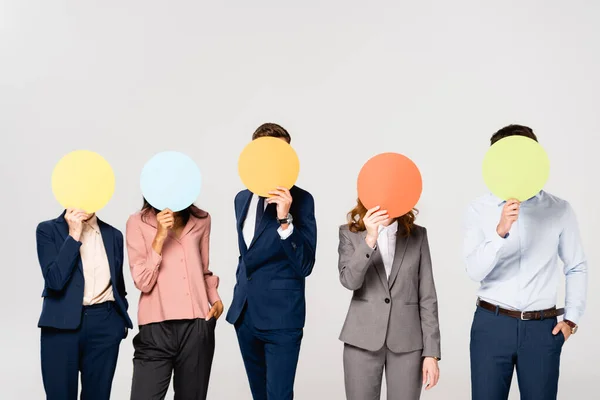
463, 191, 587, 324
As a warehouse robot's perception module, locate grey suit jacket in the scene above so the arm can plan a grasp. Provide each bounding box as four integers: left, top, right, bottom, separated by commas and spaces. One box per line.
338, 224, 441, 358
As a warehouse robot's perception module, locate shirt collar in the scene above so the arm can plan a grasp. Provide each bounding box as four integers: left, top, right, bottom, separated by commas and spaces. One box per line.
83, 214, 100, 234
378, 220, 399, 236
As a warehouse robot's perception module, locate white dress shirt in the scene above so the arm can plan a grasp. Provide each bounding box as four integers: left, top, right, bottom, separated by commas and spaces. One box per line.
464, 191, 587, 323
377, 220, 399, 279
242, 194, 294, 247
80, 216, 114, 305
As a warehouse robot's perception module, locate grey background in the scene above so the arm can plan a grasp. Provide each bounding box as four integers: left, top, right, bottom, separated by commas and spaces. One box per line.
1, 1, 599, 398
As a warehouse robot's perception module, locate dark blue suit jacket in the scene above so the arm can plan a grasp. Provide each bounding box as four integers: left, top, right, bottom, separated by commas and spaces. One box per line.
226, 186, 317, 330
36, 212, 133, 330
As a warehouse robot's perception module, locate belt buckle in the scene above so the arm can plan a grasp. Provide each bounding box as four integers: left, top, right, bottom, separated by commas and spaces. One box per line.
520, 311, 531, 321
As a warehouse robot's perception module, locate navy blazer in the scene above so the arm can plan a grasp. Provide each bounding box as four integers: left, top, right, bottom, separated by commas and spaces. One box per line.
36, 212, 133, 330
226, 186, 317, 330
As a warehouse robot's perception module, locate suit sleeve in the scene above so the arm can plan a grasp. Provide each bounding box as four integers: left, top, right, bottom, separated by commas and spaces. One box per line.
338, 227, 377, 290
280, 192, 317, 278
36, 222, 82, 291
126, 216, 162, 293
419, 228, 441, 359
115, 230, 129, 310
201, 214, 221, 305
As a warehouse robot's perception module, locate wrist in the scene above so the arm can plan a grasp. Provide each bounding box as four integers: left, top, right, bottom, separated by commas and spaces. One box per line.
496, 225, 508, 238
564, 319, 578, 334
69, 231, 81, 242
365, 234, 377, 248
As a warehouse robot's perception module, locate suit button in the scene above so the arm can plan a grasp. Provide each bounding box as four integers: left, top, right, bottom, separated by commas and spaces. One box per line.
385, 298, 390, 304
366, 254, 370, 258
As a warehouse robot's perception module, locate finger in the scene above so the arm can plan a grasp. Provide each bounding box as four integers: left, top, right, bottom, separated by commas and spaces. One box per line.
422, 369, 427, 385
368, 210, 388, 219
365, 206, 380, 218
432, 370, 440, 388
273, 187, 292, 201
73, 213, 88, 222
552, 323, 562, 335
562, 327, 570, 341
206, 307, 216, 321
370, 215, 390, 224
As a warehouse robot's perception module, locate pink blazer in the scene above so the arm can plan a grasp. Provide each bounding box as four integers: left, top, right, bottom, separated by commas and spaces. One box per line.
126, 209, 220, 325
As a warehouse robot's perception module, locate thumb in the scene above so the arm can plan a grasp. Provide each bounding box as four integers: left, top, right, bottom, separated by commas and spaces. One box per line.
422, 369, 428, 385
205, 308, 215, 321
552, 324, 561, 335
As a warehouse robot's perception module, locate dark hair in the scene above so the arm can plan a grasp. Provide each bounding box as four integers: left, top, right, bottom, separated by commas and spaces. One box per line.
141, 198, 207, 226
490, 124, 538, 146
252, 123, 291, 143
347, 199, 417, 238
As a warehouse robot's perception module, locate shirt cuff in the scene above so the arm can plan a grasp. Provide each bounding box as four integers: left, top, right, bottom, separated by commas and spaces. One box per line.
277, 223, 294, 240
564, 310, 580, 325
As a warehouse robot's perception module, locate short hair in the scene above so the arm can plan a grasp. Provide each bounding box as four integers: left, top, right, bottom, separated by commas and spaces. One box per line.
490, 124, 538, 146
252, 123, 291, 144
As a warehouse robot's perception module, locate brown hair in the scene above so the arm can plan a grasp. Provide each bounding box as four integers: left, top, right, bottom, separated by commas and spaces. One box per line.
490, 124, 538, 146
347, 199, 417, 237
252, 123, 292, 143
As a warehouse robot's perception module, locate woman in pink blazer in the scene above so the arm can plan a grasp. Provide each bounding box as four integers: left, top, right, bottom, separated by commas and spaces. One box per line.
126, 199, 224, 400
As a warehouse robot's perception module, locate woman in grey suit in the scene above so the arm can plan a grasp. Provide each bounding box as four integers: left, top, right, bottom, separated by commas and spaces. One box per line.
338, 200, 441, 400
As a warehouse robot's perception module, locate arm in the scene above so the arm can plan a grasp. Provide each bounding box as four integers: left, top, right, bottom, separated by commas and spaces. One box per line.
463, 204, 508, 282
559, 203, 587, 324
280, 193, 317, 278
418, 229, 441, 359
338, 227, 376, 290
126, 216, 162, 293
201, 215, 221, 305
115, 230, 129, 310
36, 222, 82, 291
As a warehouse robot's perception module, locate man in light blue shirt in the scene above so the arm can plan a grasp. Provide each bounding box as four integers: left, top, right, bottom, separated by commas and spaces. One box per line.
464, 124, 587, 400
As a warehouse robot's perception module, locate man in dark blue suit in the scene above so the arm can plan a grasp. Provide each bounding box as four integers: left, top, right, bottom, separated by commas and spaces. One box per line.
226, 123, 318, 400
36, 208, 133, 400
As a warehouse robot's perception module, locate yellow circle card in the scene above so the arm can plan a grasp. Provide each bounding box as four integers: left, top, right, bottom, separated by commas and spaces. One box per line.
51, 150, 115, 213
238, 137, 300, 197
482, 136, 550, 201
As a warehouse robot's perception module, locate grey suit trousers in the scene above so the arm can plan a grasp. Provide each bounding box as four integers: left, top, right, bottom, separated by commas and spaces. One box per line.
343, 343, 422, 400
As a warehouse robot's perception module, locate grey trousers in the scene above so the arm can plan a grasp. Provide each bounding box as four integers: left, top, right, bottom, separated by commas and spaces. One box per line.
130, 318, 216, 400
343, 343, 423, 400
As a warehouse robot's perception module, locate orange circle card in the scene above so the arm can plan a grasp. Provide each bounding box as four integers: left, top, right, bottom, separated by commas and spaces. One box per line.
357, 153, 422, 218
238, 137, 300, 197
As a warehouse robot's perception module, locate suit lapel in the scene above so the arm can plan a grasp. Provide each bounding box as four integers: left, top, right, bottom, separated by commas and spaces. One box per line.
360, 230, 389, 292
237, 190, 253, 255
248, 203, 276, 250
98, 218, 116, 285
388, 234, 410, 289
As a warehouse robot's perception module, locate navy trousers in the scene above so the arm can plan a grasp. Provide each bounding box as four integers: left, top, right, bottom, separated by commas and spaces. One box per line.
470, 306, 565, 400
40, 302, 126, 400
235, 306, 303, 400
